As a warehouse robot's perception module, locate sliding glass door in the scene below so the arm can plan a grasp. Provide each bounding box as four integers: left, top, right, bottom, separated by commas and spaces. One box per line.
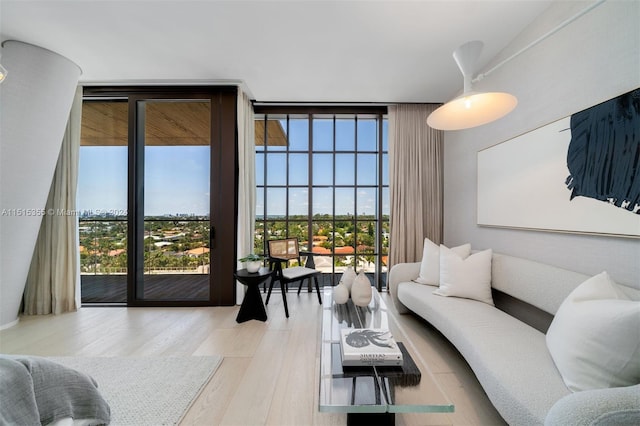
136, 99, 211, 301
80, 86, 238, 306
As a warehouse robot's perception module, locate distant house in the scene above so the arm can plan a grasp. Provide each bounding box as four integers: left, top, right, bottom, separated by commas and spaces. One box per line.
186, 247, 210, 257
310, 246, 356, 255
163, 233, 186, 241
108, 249, 126, 257
334, 246, 355, 255
311, 246, 331, 254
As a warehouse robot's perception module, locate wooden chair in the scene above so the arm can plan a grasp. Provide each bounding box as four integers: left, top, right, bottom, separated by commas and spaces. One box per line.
265, 238, 322, 318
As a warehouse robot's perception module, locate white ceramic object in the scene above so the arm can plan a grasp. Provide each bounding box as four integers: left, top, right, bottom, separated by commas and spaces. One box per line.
245, 261, 261, 273
340, 266, 357, 293
351, 270, 372, 307
332, 282, 349, 304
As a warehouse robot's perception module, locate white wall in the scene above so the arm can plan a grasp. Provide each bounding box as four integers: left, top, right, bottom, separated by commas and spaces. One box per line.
443, 0, 640, 287
0, 41, 81, 328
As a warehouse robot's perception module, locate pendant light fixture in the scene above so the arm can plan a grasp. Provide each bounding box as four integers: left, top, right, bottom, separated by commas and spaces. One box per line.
427, 41, 517, 131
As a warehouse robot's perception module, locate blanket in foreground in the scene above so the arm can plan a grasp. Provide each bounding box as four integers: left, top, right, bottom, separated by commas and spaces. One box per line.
0, 355, 222, 426
0, 355, 111, 425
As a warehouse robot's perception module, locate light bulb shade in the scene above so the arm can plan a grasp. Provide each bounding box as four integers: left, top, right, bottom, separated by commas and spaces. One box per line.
427, 91, 517, 130
0, 63, 7, 83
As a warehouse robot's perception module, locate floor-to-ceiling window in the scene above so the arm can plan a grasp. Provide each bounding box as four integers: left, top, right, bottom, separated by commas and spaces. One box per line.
136, 99, 211, 302
254, 109, 389, 289
78, 87, 237, 306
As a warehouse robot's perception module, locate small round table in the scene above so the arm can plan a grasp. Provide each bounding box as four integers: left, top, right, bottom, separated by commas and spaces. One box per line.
234, 267, 273, 323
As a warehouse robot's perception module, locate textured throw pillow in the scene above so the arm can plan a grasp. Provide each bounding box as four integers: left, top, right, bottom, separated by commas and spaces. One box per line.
415, 238, 471, 285
434, 246, 493, 305
546, 271, 640, 392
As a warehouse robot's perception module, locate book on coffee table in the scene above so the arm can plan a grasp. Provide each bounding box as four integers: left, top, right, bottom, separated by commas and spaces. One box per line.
340, 328, 403, 366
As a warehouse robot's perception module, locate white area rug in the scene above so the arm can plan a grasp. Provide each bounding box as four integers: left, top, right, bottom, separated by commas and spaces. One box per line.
50, 356, 222, 426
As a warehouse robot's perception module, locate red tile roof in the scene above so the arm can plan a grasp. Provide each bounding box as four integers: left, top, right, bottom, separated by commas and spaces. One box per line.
334, 246, 355, 254
312, 246, 332, 254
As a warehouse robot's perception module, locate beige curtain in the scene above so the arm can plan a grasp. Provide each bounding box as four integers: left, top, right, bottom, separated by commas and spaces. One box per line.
23, 86, 83, 315
236, 90, 255, 304
388, 104, 443, 271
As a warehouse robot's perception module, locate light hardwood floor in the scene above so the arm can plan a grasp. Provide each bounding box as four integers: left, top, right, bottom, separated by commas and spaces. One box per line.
0, 291, 506, 426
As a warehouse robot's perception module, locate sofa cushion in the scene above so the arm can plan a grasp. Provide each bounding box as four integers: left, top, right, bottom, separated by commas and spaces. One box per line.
434, 247, 493, 305
398, 281, 570, 425
544, 384, 640, 426
546, 271, 640, 392
490, 253, 590, 315
415, 238, 470, 285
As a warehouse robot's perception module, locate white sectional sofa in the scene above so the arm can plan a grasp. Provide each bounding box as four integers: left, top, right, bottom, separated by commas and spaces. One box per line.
389, 252, 640, 426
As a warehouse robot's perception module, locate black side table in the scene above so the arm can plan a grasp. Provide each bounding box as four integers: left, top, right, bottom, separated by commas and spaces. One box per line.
235, 267, 273, 323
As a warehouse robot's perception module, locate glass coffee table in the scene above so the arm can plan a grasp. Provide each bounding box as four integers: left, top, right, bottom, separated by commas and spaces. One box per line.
319, 287, 454, 425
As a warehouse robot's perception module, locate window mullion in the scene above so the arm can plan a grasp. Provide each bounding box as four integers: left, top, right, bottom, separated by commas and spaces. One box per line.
307, 113, 313, 254
376, 113, 383, 291
262, 115, 268, 255
285, 115, 290, 238
332, 115, 337, 283
353, 115, 358, 273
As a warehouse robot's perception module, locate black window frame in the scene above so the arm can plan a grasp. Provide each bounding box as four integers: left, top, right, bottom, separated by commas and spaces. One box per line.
253, 106, 389, 290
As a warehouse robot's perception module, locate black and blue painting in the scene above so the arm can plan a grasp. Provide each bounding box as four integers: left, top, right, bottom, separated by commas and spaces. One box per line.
565, 89, 640, 214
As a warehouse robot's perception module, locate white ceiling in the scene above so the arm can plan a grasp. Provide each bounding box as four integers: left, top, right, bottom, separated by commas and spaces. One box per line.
0, 0, 553, 103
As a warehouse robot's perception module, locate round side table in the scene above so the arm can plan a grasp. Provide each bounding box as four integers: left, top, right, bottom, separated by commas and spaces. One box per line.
234, 267, 273, 323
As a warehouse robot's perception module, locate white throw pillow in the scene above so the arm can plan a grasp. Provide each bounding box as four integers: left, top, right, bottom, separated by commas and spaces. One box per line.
546, 271, 640, 392
415, 238, 471, 285
434, 246, 493, 305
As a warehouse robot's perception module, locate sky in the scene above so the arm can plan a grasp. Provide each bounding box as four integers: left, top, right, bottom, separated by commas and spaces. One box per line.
77, 147, 128, 214
77, 118, 388, 217
78, 146, 210, 216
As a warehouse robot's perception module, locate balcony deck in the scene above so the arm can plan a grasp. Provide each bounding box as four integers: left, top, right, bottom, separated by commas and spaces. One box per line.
81, 272, 386, 304
81, 274, 209, 303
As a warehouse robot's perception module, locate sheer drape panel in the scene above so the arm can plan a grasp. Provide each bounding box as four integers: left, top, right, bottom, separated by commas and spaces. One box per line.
24, 86, 83, 315
236, 90, 256, 304
388, 104, 443, 271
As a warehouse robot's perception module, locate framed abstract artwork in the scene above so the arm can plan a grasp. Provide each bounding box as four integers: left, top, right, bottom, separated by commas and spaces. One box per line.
477, 89, 640, 238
